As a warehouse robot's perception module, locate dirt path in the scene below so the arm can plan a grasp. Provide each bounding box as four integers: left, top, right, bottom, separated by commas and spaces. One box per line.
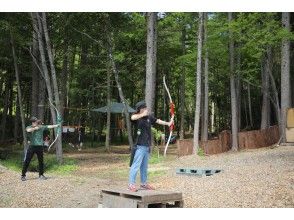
1, 145, 293, 208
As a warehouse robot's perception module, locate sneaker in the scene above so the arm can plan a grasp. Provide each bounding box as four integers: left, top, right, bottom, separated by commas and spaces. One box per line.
128, 184, 138, 192
21, 176, 26, 181
140, 183, 155, 190
39, 175, 47, 180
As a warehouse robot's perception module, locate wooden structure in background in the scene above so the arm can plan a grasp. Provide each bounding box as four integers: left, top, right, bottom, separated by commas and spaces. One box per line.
177, 126, 280, 157
286, 108, 294, 143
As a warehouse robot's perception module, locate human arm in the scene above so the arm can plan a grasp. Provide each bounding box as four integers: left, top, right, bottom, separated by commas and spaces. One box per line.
131, 109, 149, 121
156, 115, 174, 127
47, 124, 59, 129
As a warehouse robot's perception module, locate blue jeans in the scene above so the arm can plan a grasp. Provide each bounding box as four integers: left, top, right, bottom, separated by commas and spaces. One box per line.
129, 145, 150, 185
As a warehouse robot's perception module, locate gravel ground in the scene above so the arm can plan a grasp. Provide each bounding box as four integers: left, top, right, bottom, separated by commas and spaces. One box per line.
154, 145, 294, 208
0, 145, 293, 208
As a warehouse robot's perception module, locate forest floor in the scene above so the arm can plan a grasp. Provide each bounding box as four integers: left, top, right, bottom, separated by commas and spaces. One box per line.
0, 144, 293, 208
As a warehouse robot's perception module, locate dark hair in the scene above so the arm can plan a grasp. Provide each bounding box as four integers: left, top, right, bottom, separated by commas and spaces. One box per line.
135, 100, 146, 112
30, 116, 38, 122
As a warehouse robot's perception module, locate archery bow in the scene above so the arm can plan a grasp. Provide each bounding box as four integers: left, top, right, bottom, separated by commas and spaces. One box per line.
48, 99, 62, 152
163, 75, 175, 157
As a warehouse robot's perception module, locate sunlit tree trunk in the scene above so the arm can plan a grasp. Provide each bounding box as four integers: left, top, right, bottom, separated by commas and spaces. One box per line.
280, 12, 291, 143
193, 12, 204, 154
228, 12, 238, 151
145, 12, 157, 113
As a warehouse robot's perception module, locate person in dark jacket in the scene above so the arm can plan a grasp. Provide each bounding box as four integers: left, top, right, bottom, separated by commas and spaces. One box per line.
128, 101, 174, 192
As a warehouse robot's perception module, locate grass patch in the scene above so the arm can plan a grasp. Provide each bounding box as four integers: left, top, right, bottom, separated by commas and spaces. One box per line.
0, 151, 77, 175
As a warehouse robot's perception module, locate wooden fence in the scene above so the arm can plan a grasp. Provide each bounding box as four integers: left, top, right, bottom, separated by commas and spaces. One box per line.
177, 126, 279, 157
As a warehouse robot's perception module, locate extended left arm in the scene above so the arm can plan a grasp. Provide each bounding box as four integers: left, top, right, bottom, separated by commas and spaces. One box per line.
47, 124, 59, 129
156, 116, 174, 127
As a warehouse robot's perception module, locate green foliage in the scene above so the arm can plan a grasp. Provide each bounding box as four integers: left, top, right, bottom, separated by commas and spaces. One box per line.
151, 127, 163, 143
197, 147, 205, 157
0, 12, 290, 142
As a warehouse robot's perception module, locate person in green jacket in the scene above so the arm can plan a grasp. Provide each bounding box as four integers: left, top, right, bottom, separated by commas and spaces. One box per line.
21, 116, 59, 181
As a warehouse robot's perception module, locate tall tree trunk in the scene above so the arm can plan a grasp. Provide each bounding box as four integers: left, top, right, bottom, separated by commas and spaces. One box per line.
211, 101, 215, 133
32, 13, 58, 154
193, 12, 204, 154
13, 94, 20, 142
247, 83, 253, 128
31, 27, 39, 117
41, 12, 63, 163
179, 24, 186, 140
0, 79, 11, 141
228, 12, 238, 151
105, 64, 112, 151
236, 47, 241, 131
280, 12, 291, 143
201, 13, 209, 142
261, 47, 271, 129
60, 39, 69, 118
106, 29, 133, 148
10, 29, 28, 151
145, 12, 157, 112
243, 91, 249, 128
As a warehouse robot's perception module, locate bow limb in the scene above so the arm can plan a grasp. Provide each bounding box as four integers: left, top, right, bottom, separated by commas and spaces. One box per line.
48, 99, 62, 152
163, 76, 175, 157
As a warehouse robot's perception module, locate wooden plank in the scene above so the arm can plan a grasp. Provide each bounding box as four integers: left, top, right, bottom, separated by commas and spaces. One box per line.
287, 108, 294, 128
286, 128, 294, 142
102, 188, 182, 204
102, 193, 138, 208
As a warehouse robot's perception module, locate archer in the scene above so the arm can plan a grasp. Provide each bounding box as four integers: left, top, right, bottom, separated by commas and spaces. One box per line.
128, 100, 174, 192
21, 116, 60, 181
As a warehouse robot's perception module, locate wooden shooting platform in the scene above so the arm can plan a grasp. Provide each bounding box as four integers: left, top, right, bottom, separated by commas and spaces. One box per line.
100, 188, 183, 208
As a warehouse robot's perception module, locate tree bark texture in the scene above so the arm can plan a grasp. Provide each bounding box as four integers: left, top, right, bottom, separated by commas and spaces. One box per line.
193, 12, 204, 154
280, 12, 291, 143
228, 12, 239, 151
145, 12, 157, 112
10, 29, 28, 152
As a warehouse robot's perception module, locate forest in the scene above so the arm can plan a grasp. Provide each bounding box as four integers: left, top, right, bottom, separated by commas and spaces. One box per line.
0, 12, 293, 163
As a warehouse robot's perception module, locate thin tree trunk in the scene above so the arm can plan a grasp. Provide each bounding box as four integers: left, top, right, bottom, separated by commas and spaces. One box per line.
10, 29, 28, 151
31, 27, 39, 117
41, 12, 63, 163
105, 64, 112, 151
202, 13, 209, 142
60, 40, 69, 118
211, 101, 215, 133
145, 12, 157, 112
0, 80, 11, 141
269, 67, 281, 131
179, 25, 186, 140
228, 12, 238, 151
106, 30, 133, 148
13, 94, 20, 142
236, 47, 241, 131
280, 12, 291, 143
243, 91, 249, 128
193, 12, 204, 154
261, 47, 271, 129
247, 82, 253, 128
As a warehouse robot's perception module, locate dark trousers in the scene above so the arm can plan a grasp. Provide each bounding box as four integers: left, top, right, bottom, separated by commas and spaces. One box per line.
21, 146, 44, 177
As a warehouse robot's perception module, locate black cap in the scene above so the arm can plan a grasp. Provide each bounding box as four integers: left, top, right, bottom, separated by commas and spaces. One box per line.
135, 100, 146, 112
30, 116, 38, 122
